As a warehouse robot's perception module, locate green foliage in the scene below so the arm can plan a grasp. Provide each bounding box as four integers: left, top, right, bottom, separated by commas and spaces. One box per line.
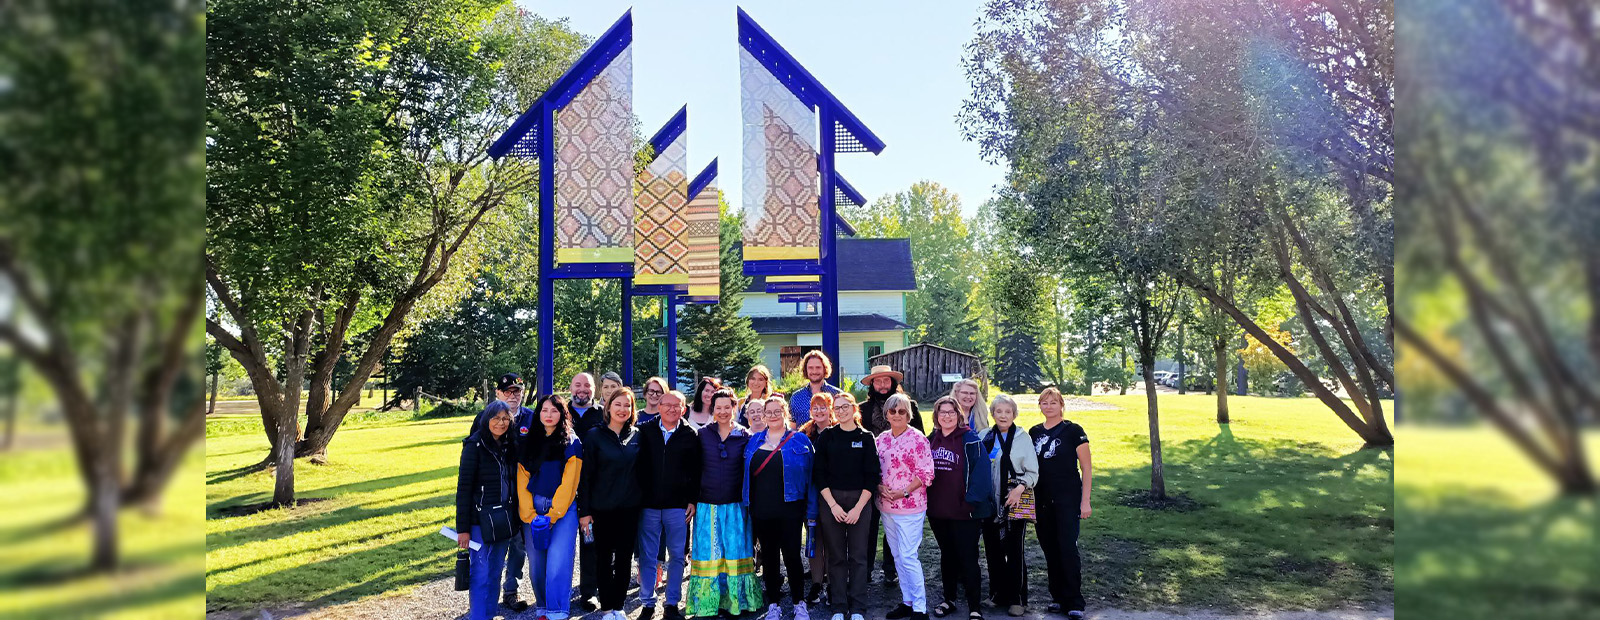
677, 196, 762, 386
390, 271, 536, 400
845, 181, 981, 353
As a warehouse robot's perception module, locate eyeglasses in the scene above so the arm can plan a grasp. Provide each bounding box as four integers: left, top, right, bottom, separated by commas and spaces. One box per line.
503, 387, 523, 394
644, 388, 664, 396
831, 404, 854, 413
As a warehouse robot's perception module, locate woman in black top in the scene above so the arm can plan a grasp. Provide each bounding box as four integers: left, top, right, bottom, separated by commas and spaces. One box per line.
578, 387, 644, 620
455, 402, 518, 620
811, 392, 880, 620
1027, 388, 1093, 619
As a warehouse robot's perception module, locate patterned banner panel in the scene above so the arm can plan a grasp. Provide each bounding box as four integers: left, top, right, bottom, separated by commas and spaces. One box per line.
740, 47, 819, 262
635, 131, 689, 285
555, 45, 635, 264
686, 179, 721, 300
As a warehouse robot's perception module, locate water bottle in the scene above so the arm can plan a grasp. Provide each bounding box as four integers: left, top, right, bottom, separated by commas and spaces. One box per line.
805, 521, 816, 558
454, 550, 471, 591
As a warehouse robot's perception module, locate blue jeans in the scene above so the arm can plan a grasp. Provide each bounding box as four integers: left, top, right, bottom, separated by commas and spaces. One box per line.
636, 507, 689, 607
468, 526, 510, 620
503, 528, 525, 595
528, 513, 580, 619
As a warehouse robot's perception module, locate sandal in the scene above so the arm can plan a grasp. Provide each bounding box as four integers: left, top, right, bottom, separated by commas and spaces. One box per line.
932, 601, 956, 618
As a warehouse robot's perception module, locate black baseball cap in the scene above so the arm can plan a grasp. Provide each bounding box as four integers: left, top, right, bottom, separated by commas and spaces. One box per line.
497, 373, 524, 392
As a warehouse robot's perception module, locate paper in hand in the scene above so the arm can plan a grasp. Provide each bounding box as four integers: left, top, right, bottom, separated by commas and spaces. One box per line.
440, 526, 482, 551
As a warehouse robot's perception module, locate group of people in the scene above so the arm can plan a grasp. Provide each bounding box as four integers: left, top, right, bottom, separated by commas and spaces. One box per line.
455, 351, 1094, 620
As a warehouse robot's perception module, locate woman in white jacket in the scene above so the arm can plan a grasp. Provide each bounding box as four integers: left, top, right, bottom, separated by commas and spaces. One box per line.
977, 394, 1040, 617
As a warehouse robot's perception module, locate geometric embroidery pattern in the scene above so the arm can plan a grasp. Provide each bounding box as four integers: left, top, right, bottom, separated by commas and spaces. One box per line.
749, 106, 819, 248
686, 179, 721, 300
556, 46, 635, 263
635, 132, 690, 284
740, 47, 818, 261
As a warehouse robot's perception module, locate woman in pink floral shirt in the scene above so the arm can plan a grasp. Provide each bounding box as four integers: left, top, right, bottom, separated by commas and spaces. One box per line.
875, 393, 935, 620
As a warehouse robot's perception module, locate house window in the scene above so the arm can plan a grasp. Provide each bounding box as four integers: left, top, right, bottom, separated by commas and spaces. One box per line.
864, 341, 885, 363
795, 301, 818, 316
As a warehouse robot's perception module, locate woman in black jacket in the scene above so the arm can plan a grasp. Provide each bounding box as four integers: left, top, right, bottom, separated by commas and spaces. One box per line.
578, 387, 644, 620
456, 402, 518, 620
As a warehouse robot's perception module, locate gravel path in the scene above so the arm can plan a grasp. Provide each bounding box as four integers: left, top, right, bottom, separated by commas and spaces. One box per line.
214, 571, 1390, 620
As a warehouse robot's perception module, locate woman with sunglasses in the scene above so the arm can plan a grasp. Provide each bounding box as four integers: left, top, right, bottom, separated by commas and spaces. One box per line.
687, 388, 762, 618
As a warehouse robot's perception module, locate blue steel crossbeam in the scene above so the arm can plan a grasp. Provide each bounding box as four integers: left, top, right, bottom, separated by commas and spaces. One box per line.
737, 7, 885, 384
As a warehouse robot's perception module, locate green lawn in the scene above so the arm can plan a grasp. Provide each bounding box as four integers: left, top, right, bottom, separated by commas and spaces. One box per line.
205, 393, 1393, 613
1395, 426, 1599, 619
0, 442, 205, 619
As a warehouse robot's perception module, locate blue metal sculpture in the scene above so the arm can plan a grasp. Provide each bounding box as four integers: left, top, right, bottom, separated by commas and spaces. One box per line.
737, 7, 886, 383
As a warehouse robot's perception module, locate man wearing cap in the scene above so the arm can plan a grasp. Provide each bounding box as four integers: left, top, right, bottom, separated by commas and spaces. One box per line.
857, 364, 923, 586
468, 373, 536, 612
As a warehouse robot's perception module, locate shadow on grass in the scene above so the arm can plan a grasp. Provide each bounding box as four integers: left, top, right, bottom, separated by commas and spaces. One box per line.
0, 564, 203, 620
1079, 427, 1393, 610
206, 466, 456, 519
207, 528, 450, 612
1396, 487, 1598, 620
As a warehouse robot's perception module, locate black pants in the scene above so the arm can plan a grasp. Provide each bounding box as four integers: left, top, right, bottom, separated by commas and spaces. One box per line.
1035, 497, 1084, 612
929, 517, 982, 609
753, 517, 806, 604
591, 508, 641, 611
818, 488, 875, 611
579, 525, 597, 599
981, 518, 1029, 606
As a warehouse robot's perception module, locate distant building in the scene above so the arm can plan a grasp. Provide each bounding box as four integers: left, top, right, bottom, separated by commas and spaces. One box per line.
740, 237, 917, 382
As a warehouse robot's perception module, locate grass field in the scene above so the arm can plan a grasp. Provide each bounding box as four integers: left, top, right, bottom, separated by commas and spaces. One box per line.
1395, 427, 1599, 619
205, 392, 1393, 614
0, 441, 205, 620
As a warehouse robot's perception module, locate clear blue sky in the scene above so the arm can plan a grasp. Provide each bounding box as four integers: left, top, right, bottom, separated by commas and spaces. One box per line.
514, 0, 1006, 217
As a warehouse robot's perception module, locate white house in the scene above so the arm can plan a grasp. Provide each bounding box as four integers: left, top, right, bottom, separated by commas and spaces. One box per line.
738, 237, 917, 382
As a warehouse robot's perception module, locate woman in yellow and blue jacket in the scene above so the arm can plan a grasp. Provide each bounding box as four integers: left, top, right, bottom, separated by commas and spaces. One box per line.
518, 394, 583, 620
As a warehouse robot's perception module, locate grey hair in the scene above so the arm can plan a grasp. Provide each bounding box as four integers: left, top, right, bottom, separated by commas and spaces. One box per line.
884, 393, 914, 417
989, 394, 1019, 419
599, 371, 623, 385
661, 390, 687, 405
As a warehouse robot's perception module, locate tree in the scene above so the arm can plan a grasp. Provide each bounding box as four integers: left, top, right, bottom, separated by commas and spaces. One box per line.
389, 270, 537, 401
1395, 0, 1596, 494
678, 198, 762, 385
206, 0, 585, 505
0, 0, 206, 570
963, 0, 1395, 446
846, 181, 981, 353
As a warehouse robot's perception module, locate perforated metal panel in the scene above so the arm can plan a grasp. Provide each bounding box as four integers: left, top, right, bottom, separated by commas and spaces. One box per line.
834, 121, 870, 153
504, 124, 541, 159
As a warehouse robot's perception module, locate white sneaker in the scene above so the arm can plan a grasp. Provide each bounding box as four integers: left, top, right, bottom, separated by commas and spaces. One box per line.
794, 602, 810, 620
765, 604, 782, 620
830, 614, 844, 620
851, 614, 865, 620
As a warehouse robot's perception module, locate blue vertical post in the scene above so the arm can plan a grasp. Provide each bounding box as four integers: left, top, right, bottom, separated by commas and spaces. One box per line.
537, 102, 556, 395
666, 294, 680, 390
621, 277, 634, 385
818, 107, 841, 384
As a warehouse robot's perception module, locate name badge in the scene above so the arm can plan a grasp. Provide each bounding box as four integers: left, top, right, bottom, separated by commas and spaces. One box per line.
851, 441, 862, 448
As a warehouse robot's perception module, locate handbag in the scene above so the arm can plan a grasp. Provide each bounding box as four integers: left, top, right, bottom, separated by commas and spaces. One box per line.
1006, 478, 1036, 521
477, 501, 516, 544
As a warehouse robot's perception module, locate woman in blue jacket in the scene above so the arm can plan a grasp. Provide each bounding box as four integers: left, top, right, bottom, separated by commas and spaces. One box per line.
743, 396, 818, 620
518, 394, 584, 620
925, 396, 996, 620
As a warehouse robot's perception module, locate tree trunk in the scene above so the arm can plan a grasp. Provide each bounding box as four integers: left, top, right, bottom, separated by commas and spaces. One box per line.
1235, 333, 1248, 396
208, 366, 219, 415
1214, 335, 1229, 424
1119, 345, 1128, 396
1177, 322, 1187, 395
1142, 349, 1165, 500
88, 449, 120, 570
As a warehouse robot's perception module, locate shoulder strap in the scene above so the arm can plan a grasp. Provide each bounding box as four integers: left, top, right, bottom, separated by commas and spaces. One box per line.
752, 431, 795, 478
